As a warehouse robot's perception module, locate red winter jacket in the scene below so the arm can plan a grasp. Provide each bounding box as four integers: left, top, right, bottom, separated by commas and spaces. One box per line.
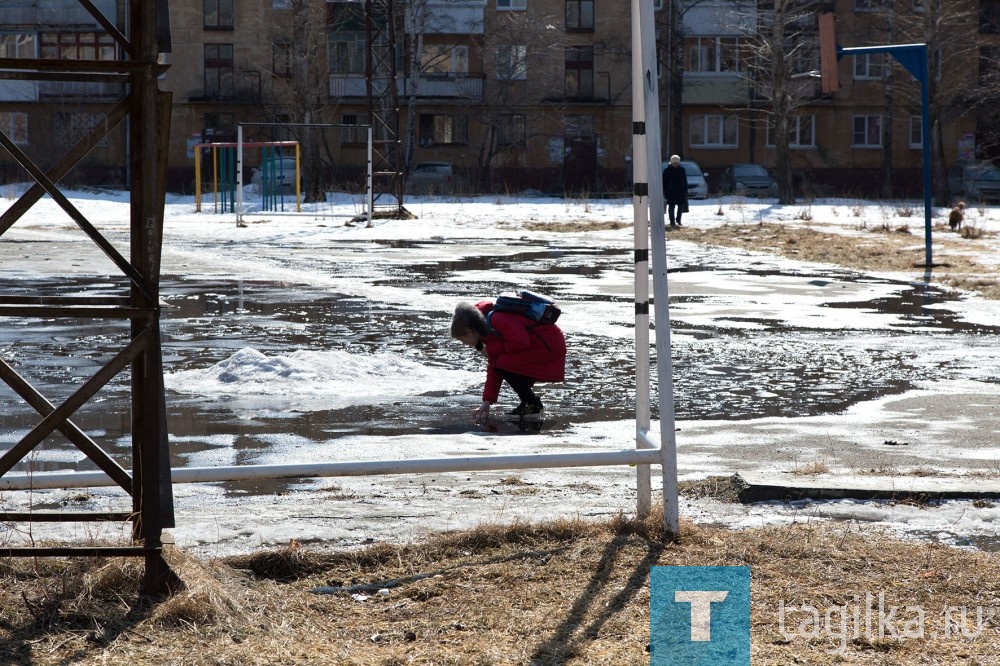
475, 300, 566, 404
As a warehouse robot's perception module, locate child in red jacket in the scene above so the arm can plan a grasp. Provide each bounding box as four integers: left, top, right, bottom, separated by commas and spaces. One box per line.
450, 300, 566, 425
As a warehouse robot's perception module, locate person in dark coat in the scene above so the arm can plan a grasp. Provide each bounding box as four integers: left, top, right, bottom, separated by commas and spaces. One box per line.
662, 154, 689, 227
451, 300, 566, 425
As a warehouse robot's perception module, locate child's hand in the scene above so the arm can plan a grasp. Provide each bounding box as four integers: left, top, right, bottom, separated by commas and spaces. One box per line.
472, 401, 491, 426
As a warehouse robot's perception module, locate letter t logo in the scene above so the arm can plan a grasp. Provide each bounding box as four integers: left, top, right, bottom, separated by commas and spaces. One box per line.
674, 591, 729, 641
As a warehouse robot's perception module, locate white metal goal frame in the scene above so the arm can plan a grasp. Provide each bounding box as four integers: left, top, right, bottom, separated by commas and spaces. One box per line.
1, 0, 680, 534
234, 122, 374, 228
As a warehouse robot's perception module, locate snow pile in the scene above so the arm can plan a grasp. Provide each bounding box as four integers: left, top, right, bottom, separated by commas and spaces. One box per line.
166, 347, 476, 405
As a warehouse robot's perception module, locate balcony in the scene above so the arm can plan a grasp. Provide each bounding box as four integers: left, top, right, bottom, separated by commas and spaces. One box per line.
39, 80, 124, 100
406, 74, 483, 99
407, 0, 487, 35
330, 73, 483, 100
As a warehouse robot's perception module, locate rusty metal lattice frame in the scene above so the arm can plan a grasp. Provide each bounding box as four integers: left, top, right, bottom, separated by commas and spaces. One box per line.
0, 1, 175, 593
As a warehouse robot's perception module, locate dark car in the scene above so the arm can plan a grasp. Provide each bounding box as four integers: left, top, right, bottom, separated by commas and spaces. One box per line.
719, 163, 779, 198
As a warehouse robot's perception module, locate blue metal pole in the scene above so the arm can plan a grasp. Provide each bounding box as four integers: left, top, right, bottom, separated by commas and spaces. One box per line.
919, 46, 932, 266
839, 43, 933, 266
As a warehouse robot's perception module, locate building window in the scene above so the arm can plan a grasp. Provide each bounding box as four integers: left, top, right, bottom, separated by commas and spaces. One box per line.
497, 0, 527, 10
497, 114, 526, 146
331, 36, 366, 75
566, 0, 594, 31
204, 44, 234, 98
909, 115, 923, 148
56, 113, 108, 148
497, 45, 527, 80
766, 116, 816, 148
852, 115, 882, 147
204, 0, 234, 29
273, 0, 291, 9
0, 33, 35, 58
690, 114, 738, 147
853, 53, 886, 80
203, 113, 235, 141
855, 0, 883, 11
40, 32, 115, 60
685, 36, 740, 74
421, 45, 469, 75
341, 114, 368, 145
565, 46, 594, 97
419, 113, 468, 146
273, 42, 292, 77
0, 112, 28, 145
982, 1, 1000, 35
980, 46, 1000, 85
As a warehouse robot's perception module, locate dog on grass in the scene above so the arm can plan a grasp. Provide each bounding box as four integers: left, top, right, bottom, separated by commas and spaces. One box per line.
949, 201, 965, 231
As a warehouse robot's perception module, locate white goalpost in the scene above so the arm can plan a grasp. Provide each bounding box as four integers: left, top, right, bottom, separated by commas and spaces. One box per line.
234, 122, 374, 228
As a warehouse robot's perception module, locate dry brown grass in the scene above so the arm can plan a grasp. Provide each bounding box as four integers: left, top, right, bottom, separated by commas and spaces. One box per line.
669, 222, 1000, 300
1, 515, 998, 665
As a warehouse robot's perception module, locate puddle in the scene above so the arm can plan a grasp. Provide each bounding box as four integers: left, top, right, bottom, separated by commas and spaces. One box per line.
2, 239, 997, 496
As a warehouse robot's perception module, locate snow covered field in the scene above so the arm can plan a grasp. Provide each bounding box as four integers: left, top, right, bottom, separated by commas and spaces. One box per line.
1, 188, 999, 556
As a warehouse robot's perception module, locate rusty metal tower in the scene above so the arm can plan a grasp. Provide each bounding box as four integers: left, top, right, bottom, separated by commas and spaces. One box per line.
365, 0, 405, 214
0, 1, 175, 593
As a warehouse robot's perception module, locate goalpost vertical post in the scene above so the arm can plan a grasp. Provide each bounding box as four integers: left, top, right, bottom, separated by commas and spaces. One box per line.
366, 125, 374, 227
236, 125, 244, 226
632, 0, 679, 533
630, 0, 652, 518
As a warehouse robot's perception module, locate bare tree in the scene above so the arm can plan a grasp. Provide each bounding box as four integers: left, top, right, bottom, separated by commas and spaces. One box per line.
865, 1, 982, 205
662, 0, 716, 157
739, 0, 825, 204
260, 0, 334, 202
401, 0, 479, 170
468, 11, 564, 191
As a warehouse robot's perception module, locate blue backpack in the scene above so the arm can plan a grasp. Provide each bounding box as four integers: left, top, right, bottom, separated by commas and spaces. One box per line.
487, 290, 561, 326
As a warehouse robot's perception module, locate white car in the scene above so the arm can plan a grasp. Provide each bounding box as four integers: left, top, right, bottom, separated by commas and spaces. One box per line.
250, 156, 300, 194
405, 161, 462, 195
662, 159, 709, 199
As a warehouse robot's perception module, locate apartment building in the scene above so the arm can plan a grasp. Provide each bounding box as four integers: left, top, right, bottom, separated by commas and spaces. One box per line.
1, 0, 997, 196
0, 0, 128, 188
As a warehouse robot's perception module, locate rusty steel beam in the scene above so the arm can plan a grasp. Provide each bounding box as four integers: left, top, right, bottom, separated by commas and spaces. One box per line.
0, 358, 133, 492
0, 296, 132, 306
0, 547, 158, 558
0, 306, 152, 318
0, 512, 133, 522
0, 327, 151, 478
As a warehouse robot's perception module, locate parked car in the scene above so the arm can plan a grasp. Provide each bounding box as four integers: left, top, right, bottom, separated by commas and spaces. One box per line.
719, 163, 779, 198
947, 161, 1000, 203
250, 156, 300, 194
662, 159, 709, 200
405, 161, 461, 194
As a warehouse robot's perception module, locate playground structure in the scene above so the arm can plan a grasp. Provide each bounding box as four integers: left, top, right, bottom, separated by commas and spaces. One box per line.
194, 123, 376, 228
194, 140, 301, 214
235, 122, 374, 228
